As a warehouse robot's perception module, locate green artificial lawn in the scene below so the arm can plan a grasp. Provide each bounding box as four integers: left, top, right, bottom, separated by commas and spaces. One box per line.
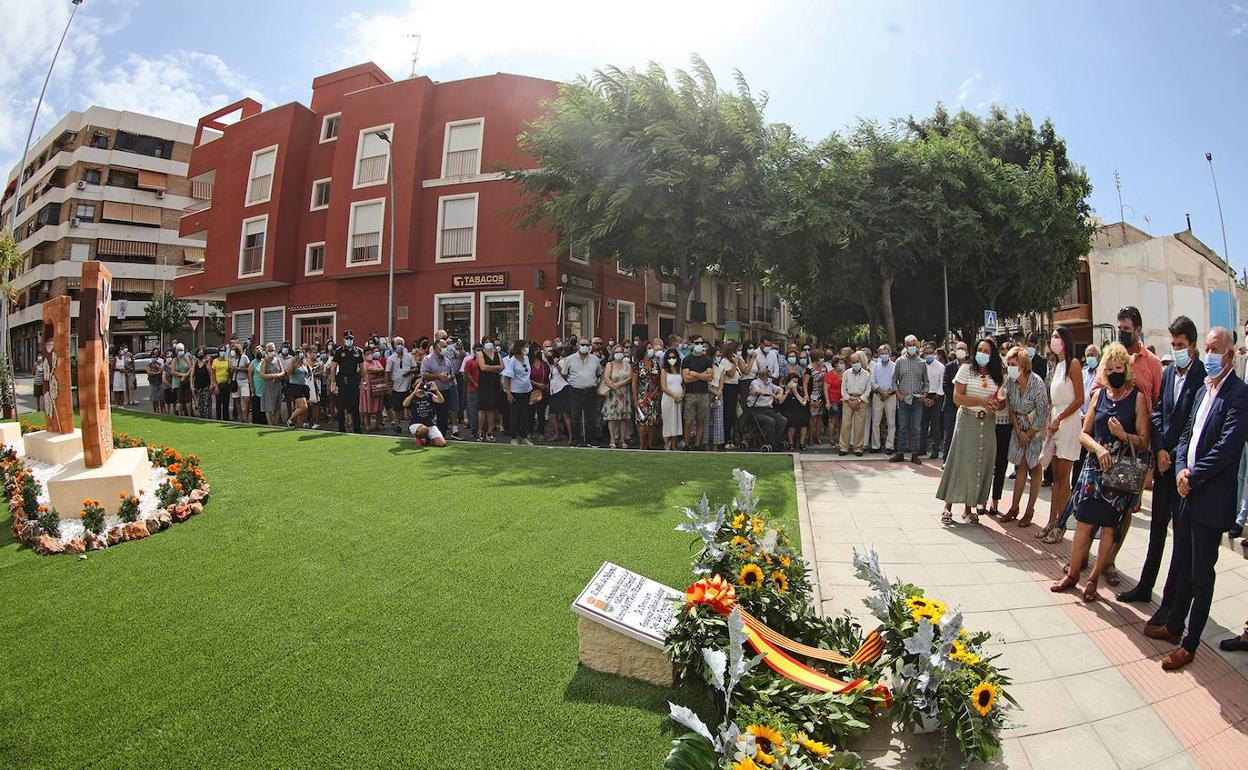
0, 412, 796, 770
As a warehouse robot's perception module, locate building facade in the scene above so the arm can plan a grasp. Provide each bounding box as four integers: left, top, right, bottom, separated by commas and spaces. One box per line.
1, 107, 206, 370
173, 63, 792, 349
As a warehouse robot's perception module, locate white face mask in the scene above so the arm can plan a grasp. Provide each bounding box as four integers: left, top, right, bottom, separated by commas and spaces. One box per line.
955, 349, 967, 361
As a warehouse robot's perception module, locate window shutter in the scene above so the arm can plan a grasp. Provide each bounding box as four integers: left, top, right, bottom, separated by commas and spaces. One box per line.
352, 201, 383, 234
234, 311, 255, 341
261, 309, 283, 344
442, 197, 475, 229
252, 149, 276, 177
244, 218, 266, 238
447, 122, 482, 152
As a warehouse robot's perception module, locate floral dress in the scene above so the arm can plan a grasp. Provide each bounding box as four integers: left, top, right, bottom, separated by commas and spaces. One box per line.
1006, 372, 1049, 467
634, 359, 660, 426
601, 361, 633, 421
359, 358, 385, 414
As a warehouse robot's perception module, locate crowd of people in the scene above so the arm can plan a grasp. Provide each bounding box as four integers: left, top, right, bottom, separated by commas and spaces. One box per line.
934, 305, 1248, 671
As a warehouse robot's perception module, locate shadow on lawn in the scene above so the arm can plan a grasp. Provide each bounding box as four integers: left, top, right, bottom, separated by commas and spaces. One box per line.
563, 664, 710, 728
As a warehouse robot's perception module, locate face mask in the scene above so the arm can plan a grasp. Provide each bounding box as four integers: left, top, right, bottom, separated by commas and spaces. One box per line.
974, 352, 990, 367
879, 353, 890, 363
544, 346, 553, 354
1025, 346, 1037, 359
955, 349, 967, 361
787, 355, 797, 365
667, 358, 677, 366
345, 340, 354, 349
906, 346, 917, 356
483, 342, 494, 352
714, 355, 723, 363
579, 344, 590, 354
1171, 348, 1190, 369
613, 352, 624, 361
1007, 365, 1020, 379
798, 359, 807, 366
746, 347, 755, 355
1107, 370, 1127, 389
1050, 339, 1064, 356
1117, 329, 1135, 349
924, 354, 935, 363
693, 344, 705, 354
1085, 356, 1098, 370
281, 347, 290, 355
1204, 350, 1226, 380
372, 352, 381, 361
851, 362, 862, 373
175, 345, 185, 353
646, 349, 656, 359
219, 352, 227, 359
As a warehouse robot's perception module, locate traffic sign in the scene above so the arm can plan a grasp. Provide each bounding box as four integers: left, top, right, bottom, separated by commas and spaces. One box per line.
188, 318, 200, 332
984, 310, 998, 333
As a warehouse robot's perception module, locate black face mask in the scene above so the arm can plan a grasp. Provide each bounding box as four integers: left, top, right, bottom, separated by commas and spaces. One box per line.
1107, 370, 1127, 389
1117, 329, 1135, 349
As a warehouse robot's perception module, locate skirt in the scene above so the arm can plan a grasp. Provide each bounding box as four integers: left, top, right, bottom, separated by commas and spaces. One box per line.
149, 381, 164, 402
549, 387, 570, 415
935, 409, 996, 506
708, 396, 725, 444
112, 371, 126, 392
661, 394, 683, 438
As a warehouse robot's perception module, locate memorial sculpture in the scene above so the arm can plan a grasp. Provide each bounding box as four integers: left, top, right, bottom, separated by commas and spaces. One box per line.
19, 295, 82, 464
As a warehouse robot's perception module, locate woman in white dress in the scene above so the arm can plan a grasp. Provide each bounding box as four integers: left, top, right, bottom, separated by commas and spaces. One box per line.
660, 349, 684, 450
1039, 325, 1085, 543
110, 346, 127, 406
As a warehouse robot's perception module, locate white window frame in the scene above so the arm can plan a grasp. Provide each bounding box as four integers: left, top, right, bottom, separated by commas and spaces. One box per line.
305, 241, 326, 276
238, 214, 268, 278
479, 290, 526, 343
569, 242, 589, 265
346, 198, 385, 268
352, 123, 393, 189
245, 144, 278, 205
440, 117, 485, 178
259, 305, 286, 346
309, 177, 331, 211
435, 192, 479, 263
291, 311, 337, 347
432, 292, 477, 346
231, 309, 255, 343
616, 259, 635, 276
616, 300, 636, 341
320, 113, 341, 143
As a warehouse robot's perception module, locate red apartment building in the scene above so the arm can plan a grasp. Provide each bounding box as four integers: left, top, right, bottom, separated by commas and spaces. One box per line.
175, 63, 650, 347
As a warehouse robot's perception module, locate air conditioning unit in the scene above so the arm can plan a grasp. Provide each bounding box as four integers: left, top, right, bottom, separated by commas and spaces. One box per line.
155, 190, 165, 199
76, 180, 86, 190
69, 219, 78, 228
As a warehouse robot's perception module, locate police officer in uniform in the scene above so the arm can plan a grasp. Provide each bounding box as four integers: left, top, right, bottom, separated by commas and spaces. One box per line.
329, 330, 365, 433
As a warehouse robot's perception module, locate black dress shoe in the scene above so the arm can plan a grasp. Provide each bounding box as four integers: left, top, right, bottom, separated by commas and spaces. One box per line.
888, 453, 904, 462
1116, 588, 1151, 603
1219, 636, 1248, 652
911, 454, 922, 464
1229, 524, 1244, 539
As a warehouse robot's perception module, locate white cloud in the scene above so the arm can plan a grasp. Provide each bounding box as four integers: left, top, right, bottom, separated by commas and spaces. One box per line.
1231, 2, 1248, 34
335, 0, 789, 79
85, 51, 269, 127
957, 71, 981, 104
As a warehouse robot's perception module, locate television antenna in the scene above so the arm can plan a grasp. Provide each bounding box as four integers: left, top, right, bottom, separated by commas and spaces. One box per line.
407, 33, 422, 78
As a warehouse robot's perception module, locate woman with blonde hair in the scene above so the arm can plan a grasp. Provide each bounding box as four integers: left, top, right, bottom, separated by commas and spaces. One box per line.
999, 346, 1049, 526
1051, 342, 1150, 602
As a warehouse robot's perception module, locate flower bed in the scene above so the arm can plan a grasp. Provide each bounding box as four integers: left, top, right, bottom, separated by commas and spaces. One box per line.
662, 470, 1015, 770
4, 426, 211, 556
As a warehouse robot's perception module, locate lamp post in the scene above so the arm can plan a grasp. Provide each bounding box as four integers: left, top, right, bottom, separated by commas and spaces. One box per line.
3, 0, 85, 413
1206, 152, 1236, 330
376, 130, 397, 340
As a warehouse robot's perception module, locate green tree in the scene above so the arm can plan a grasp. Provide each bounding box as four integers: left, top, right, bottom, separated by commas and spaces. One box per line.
508, 57, 776, 335
208, 301, 226, 338
144, 290, 191, 348
0, 228, 24, 410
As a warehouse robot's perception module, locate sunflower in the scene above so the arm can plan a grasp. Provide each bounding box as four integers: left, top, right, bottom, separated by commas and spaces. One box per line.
779, 555, 791, 568
950, 640, 980, 666
738, 564, 764, 589
730, 535, 751, 549
732, 513, 746, 530
771, 570, 789, 593
745, 724, 785, 765
793, 732, 831, 758
750, 516, 764, 535
731, 758, 761, 770
971, 681, 999, 717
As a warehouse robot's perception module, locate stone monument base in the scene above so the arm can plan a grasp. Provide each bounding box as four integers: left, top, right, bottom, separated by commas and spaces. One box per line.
46, 447, 151, 519
0, 422, 23, 454
24, 430, 83, 466
576, 616, 674, 687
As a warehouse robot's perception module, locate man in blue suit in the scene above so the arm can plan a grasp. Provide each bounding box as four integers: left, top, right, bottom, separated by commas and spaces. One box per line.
1119, 316, 1206, 603
1143, 327, 1248, 671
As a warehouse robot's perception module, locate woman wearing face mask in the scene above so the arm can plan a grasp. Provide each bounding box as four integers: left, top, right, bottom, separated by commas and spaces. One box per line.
1052, 342, 1150, 602
502, 340, 534, 445
545, 344, 573, 443
1036, 325, 1086, 543
229, 343, 251, 423
600, 344, 635, 449
806, 352, 825, 447
259, 345, 286, 426
999, 346, 1050, 526
528, 344, 551, 440
191, 347, 213, 419
937, 338, 1005, 525
706, 346, 729, 451
210, 349, 232, 420
721, 342, 745, 447
777, 371, 810, 450
147, 350, 166, 415
249, 346, 266, 424
476, 336, 504, 442
284, 347, 314, 428
823, 355, 844, 452
110, 345, 127, 407
660, 349, 685, 450
631, 343, 661, 450
359, 346, 386, 432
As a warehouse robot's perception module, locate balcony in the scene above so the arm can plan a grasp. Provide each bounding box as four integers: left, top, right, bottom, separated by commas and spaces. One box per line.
440, 227, 473, 259
660, 283, 677, 304
240, 245, 264, 275
351, 232, 381, 264
247, 174, 271, 203
689, 301, 707, 323
356, 154, 388, 185
444, 148, 479, 177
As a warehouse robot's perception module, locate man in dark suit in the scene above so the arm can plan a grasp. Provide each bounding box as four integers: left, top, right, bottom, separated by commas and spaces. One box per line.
1026, 331, 1048, 382
1119, 316, 1205, 603
1143, 327, 1248, 671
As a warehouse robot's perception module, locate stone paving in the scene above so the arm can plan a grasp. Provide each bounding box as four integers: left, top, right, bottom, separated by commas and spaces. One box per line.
795, 455, 1248, 769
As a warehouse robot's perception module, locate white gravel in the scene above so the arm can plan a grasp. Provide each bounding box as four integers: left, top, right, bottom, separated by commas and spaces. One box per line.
21, 456, 170, 544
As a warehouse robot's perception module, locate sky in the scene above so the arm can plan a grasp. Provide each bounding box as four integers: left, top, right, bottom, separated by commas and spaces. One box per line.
1, 0, 1244, 273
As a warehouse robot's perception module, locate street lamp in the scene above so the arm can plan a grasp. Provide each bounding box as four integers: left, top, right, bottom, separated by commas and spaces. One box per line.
1206, 152, 1236, 330
375, 130, 397, 340
3, 0, 85, 412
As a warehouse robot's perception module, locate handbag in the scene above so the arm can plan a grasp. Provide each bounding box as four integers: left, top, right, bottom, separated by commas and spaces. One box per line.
597, 379, 610, 397
1102, 439, 1149, 495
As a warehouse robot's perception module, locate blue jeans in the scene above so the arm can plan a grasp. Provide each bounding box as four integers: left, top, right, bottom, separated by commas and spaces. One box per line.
940, 409, 957, 459
895, 397, 925, 455
1237, 441, 1248, 526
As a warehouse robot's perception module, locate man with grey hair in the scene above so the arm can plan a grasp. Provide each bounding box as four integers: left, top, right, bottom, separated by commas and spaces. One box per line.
870, 343, 897, 453
890, 334, 929, 463
385, 335, 417, 433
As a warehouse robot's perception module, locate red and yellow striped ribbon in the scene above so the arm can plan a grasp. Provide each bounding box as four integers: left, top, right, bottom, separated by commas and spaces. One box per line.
738, 609, 885, 667
741, 621, 867, 693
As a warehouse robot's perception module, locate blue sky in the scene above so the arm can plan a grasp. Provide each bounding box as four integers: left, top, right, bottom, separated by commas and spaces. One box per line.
2, 0, 1244, 274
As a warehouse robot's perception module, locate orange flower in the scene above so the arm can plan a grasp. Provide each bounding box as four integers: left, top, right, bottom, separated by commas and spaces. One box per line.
37, 504, 47, 512
685, 575, 738, 615
119, 492, 128, 499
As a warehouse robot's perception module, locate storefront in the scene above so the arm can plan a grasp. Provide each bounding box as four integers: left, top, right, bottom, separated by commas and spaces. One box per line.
437, 271, 525, 346
558, 272, 598, 342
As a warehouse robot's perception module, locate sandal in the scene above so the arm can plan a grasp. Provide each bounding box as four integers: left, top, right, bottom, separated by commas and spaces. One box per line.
1082, 579, 1100, 603
941, 509, 954, 526
998, 508, 1019, 523
1104, 567, 1120, 587
1050, 574, 1077, 593
1018, 510, 1035, 528
1035, 523, 1054, 539
962, 508, 980, 525
1041, 528, 1065, 544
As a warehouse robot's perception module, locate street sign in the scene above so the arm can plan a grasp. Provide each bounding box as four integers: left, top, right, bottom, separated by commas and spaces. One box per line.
188, 318, 200, 332
984, 310, 998, 333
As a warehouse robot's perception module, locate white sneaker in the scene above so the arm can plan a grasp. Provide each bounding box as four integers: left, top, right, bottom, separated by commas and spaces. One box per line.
511, 438, 520, 445
522, 438, 534, 446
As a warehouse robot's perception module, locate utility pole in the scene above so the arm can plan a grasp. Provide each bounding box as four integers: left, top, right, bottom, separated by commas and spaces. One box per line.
376, 131, 397, 339
1206, 152, 1236, 330
1113, 169, 1126, 241
407, 33, 421, 78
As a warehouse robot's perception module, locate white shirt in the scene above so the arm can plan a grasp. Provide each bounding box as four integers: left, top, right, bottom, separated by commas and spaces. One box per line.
748, 377, 781, 407
753, 348, 781, 378
925, 359, 945, 394
1173, 366, 1189, 403
870, 360, 896, 392
386, 350, 417, 391
1187, 376, 1224, 469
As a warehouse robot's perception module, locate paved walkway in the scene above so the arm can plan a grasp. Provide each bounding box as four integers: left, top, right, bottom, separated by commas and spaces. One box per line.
796, 456, 1248, 769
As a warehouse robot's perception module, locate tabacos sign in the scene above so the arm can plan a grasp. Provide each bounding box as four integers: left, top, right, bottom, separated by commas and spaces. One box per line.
452, 271, 508, 289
